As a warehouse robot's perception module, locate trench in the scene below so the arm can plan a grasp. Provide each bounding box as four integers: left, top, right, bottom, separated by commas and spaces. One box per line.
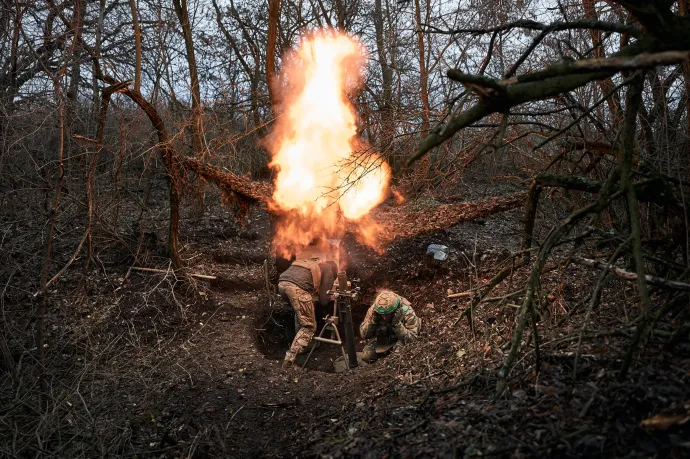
252, 298, 369, 373
249, 231, 452, 372
251, 249, 373, 373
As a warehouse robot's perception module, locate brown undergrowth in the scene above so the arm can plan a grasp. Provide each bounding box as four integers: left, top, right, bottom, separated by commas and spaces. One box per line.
1, 189, 688, 458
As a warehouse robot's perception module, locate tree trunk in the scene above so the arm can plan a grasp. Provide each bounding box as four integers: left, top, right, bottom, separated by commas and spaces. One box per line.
413, 0, 430, 187
414, 0, 430, 136
9, 0, 22, 94
119, 86, 184, 268
266, 0, 282, 110
66, 0, 85, 172
374, 0, 395, 172
679, 0, 690, 154
128, 0, 142, 93
172, 0, 204, 158
0, 1, 22, 155
92, 0, 105, 108
582, 0, 623, 125
212, 0, 263, 132
66, 0, 84, 105
37, 75, 66, 400
334, 0, 346, 30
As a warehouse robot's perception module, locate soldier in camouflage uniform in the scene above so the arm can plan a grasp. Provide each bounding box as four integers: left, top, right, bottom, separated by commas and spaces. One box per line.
278, 259, 338, 368
359, 290, 421, 363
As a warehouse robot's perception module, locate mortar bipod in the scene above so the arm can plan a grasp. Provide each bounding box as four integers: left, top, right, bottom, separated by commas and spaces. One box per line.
301, 271, 359, 371
300, 300, 349, 371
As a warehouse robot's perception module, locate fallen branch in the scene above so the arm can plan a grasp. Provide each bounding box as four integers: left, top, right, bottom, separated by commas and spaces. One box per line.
33, 230, 89, 297
181, 156, 273, 204
392, 420, 427, 439
132, 267, 216, 280
67, 135, 274, 206
448, 287, 526, 301
572, 257, 690, 292
535, 173, 681, 211
452, 255, 530, 328
362, 191, 526, 244
666, 321, 690, 347
261, 399, 300, 408
482, 289, 526, 303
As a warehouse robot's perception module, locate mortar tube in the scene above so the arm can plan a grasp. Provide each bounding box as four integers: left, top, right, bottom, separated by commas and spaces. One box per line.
341, 301, 358, 368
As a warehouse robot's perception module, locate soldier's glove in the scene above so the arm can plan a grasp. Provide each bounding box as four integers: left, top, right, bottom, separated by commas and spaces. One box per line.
392, 307, 405, 326
282, 359, 294, 369
372, 310, 383, 324
393, 321, 406, 336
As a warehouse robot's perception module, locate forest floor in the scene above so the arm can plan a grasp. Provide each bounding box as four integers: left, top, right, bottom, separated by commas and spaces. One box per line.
1, 181, 689, 458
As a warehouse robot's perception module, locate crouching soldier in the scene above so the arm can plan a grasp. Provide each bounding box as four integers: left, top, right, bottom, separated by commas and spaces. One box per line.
359, 290, 421, 363
278, 259, 338, 369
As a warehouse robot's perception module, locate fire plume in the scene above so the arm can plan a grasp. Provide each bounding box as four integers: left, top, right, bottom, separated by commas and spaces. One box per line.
268, 31, 390, 256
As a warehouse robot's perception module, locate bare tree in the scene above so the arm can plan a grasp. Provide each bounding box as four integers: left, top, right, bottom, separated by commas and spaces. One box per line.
408, 0, 690, 395
127, 0, 142, 93
373, 0, 396, 170
172, 0, 205, 158
266, 0, 282, 110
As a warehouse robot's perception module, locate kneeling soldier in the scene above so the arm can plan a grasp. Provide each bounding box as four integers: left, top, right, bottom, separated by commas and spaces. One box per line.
278, 259, 338, 369
359, 290, 421, 363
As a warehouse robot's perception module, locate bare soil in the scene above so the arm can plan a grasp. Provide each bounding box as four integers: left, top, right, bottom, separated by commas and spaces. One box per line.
1, 188, 688, 458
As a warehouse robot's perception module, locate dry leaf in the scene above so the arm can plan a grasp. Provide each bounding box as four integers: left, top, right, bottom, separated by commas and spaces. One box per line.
641, 413, 690, 430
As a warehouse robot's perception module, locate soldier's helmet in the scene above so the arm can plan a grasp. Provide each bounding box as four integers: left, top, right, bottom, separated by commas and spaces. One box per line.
373, 291, 401, 314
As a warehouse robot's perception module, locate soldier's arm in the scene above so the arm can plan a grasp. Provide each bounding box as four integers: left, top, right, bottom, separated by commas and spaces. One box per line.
359, 305, 378, 339
317, 268, 336, 306
394, 308, 421, 344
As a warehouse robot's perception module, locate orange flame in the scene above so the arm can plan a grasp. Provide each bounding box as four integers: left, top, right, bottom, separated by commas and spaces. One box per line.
268, 31, 390, 257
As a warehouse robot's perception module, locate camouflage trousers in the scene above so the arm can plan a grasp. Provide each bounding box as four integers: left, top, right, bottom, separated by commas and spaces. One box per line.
278, 281, 316, 362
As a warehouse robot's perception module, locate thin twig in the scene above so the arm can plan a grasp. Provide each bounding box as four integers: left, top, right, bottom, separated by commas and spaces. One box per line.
132, 267, 216, 280
573, 237, 631, 378
572, 257, 690, 292
534, 76, 632, 150
33, 230, 89, 297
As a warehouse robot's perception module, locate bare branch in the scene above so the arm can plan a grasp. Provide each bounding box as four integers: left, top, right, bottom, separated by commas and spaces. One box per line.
423, 18, 642, 38
510, 51, 690, 85
573, 257, 690, 292
410, 41, 690, 165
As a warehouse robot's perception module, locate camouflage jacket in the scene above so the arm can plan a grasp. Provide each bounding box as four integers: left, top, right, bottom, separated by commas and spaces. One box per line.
278, 259, 337, 306
359, 296, 421, 345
